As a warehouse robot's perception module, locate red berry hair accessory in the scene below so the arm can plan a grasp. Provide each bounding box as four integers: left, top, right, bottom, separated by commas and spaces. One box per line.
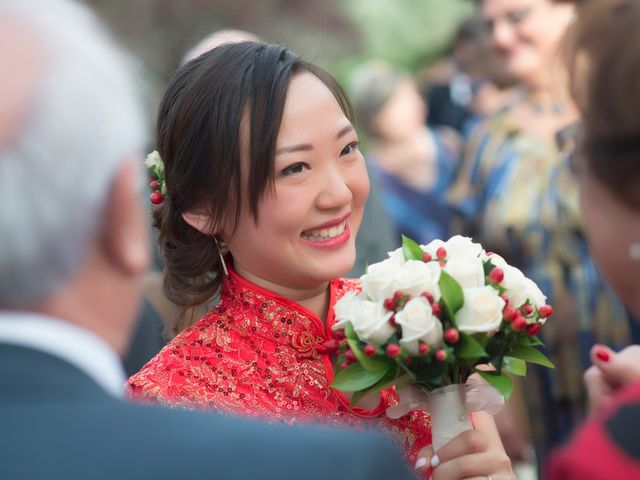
145, 150, 167, 205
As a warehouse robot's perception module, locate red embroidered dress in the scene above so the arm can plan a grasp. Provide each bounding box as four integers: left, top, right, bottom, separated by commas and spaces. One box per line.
128, 263, 432, 462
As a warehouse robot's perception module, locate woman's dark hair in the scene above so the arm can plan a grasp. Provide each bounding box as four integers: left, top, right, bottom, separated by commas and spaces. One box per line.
154, 42, 354, 336
564, 0, 640, 208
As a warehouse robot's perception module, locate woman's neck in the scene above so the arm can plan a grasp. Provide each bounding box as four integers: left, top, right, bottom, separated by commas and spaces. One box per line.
232, 261, 332, 321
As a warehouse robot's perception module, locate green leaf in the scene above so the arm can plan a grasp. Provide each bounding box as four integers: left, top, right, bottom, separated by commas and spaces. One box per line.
346, 336, 388, 373
439, 270, 464, 319
518, 336, 544, 347
331, 362, 390, 392
502, 356, 527, 376
344, 322, 358, 341
402, 235, 424, 261
350, 370, 408, 406
509, 344, 555, 369
456, 333, 488, 359
476, 370, 513, 399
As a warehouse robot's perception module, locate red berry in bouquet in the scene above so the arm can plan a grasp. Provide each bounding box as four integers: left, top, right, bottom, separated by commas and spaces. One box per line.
436, 247, 447, 259
523, 304, 534, 315
386, 344, 401, 358
383, 298, 397, 311
431, 303, 442, 317
539, 305, 553, 318
512, 316, 527, 332
503, 305, 518, 322
435, 349, 447, 362
526, 323, 542, 336
419, 343, 430, 355
422, 252, 432, 262
420, 291, 434, 304
489, 267, 504, 284
344, 350, 357, 363
363, 344, 376, 357
149, 180, 160, 191
444, 328, 460, 344
321, 339, 339, 354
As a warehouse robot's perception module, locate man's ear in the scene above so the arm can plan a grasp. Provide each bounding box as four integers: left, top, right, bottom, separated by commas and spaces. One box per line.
101, 157, 150, 276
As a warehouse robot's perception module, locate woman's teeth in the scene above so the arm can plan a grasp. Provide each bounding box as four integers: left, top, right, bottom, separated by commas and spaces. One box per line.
301, 221, 346, 241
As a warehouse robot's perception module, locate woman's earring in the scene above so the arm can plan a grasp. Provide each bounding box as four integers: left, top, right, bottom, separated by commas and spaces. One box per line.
214, 236, 229, 276
629, 243, 640, 261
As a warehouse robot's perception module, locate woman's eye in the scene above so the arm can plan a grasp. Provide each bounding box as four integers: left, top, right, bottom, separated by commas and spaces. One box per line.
507, 7, 531, 24
340, 141, 359, 156
280, 162, 308, 176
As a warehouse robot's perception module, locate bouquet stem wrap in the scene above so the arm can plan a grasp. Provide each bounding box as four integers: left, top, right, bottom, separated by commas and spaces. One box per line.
386, 380, 505, 451
427, 384, 473, 451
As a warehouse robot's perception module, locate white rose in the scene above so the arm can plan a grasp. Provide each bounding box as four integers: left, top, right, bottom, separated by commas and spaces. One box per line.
488, 254, 529, 307
351, 300, 396, 345
456, 286, 506, 333
361, 258, 398, 301
395, 260, 441, 301
144, 150, 163, 170
444, 257, 485, 289
422, 236, 485, 261
386, 247, 407, 266
524, 278, 547, 308
332, 292, 361, 329
395, 297, 443, 354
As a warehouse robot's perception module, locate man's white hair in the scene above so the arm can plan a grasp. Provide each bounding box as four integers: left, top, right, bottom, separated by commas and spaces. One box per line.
0, 0, 146, 308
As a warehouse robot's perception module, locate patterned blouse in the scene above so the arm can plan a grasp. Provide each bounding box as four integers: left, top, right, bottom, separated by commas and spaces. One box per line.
128, 262, 432, 465
449, 106, 634, 459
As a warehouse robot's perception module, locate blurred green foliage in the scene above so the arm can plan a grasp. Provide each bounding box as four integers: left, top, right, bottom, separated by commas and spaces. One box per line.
341, 0, 474, 70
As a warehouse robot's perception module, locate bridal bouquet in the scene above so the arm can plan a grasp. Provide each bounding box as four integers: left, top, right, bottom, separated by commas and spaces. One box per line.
330, 235, 554, 449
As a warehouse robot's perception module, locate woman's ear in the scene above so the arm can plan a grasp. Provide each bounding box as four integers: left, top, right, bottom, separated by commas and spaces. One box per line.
182, 209, 216, 235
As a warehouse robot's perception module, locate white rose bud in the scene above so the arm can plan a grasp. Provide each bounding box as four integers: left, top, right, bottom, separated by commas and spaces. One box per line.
457, 286, 506, 333
444, 257, 485, 289
395, 297, 443, 355
361, 258, 398, 301
351, 300, 396, 345
395, 260, 442, 301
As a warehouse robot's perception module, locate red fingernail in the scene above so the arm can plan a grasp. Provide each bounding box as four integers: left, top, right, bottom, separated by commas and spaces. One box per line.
596, 348, 610, 362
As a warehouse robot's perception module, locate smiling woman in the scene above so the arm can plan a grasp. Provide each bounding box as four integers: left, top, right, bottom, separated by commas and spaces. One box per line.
127, 42, 513, 478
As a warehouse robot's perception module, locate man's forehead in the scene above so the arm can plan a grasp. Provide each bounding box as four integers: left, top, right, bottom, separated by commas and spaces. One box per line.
0, 15, 47, 148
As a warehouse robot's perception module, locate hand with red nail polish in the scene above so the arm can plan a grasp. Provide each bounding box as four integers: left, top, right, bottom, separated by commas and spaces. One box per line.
584, 345, 640, 413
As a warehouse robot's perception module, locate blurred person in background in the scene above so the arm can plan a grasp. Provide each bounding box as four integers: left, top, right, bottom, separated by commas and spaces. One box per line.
547, 0, 640, 477
423, 14, 515, 136
349, 60, 462, 245
0, 1, 418, 479
450, 0, 636, 468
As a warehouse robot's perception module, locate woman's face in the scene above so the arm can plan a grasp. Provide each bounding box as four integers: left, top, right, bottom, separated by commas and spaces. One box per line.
579, 163, 640, 318
224, 71, 369, 292
481, 0, 573, 85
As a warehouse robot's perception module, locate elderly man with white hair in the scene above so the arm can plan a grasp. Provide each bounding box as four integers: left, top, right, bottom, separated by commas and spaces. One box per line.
0, 1, 415, 479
